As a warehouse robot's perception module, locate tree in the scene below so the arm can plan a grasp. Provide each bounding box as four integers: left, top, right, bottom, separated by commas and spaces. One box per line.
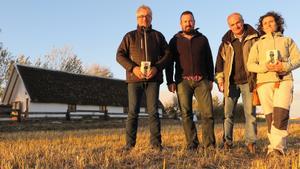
60, 54, 84, 74
34, 45, 84, 74
85, 64, 113, 78
161, 93, 179, 119
16, 54, 31, 65
212, 95, 224, 121
0, 46, 14, 98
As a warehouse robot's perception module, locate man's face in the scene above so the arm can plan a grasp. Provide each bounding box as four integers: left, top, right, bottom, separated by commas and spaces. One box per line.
228, 14, 244, 36
180, 14, 195, 33
262, 16, 277, 34
136, 8, 152, 28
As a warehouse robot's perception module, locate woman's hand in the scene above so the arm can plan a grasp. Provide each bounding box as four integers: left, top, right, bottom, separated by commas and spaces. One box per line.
266, 61, 284, 72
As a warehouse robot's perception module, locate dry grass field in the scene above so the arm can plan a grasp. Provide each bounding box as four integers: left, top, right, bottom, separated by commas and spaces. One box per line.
0, 119, 299, 169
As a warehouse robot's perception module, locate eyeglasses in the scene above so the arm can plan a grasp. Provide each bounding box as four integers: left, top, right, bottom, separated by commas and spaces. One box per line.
137, 15, 151, 19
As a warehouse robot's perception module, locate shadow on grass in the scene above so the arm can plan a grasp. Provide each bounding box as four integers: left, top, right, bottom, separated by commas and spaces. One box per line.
0, 118, 184, 133
0, 118, 127, 133
227, 134, 300, 158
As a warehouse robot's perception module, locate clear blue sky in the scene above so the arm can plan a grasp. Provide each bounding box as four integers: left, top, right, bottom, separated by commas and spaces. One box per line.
1, 1, 300, 116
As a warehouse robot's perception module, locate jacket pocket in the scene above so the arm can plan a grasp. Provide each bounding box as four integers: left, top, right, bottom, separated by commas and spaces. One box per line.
129, 45, 141, 65
248, 72, 257, 92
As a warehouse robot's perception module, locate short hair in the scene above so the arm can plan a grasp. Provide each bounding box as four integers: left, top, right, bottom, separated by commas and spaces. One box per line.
180, 11, 194, 21
136, 5, 152, 17
257, 11, 285, 35
227, 12, 244, 23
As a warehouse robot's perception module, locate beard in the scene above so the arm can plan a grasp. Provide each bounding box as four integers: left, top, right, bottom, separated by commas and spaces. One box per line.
183, 27, 195, 35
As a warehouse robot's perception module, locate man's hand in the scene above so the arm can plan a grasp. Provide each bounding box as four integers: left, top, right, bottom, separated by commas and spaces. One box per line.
132, 66, 145, 79
218, 81, 224, 92
145, 66, 158, 79
168, 83, 176, 93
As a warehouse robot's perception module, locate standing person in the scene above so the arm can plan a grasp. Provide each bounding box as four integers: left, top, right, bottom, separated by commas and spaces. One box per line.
116, 5, 171, 151
247, 11, 300, 156
215, 13, 258, 153
166, 11, 215, 150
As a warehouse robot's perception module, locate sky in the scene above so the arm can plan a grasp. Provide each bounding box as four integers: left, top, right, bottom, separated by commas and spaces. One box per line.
1, 0, 300, 117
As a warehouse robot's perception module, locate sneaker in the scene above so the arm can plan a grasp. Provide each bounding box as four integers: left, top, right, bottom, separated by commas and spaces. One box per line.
247, 143, 256, 154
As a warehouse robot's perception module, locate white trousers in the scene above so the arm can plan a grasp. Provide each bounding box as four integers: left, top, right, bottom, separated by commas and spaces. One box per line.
257, 80, 293, 154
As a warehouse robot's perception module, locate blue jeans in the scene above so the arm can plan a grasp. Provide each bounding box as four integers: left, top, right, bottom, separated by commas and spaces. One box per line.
126, 82, 161, 147
177, 79, 215, 148
223, 83, 257, 145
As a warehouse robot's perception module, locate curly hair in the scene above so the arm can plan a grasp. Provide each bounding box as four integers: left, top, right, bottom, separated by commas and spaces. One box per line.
257, 11, 285, 35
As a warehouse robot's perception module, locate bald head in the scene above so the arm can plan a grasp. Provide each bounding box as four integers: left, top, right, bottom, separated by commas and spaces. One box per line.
227, 13, 243, 23
227, 12, 245, 36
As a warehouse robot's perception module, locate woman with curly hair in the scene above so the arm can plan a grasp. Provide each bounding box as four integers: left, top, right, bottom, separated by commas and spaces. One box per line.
247, 11, 300, 157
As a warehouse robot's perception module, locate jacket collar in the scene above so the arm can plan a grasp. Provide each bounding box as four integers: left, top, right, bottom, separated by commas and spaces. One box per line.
222, 24, 258, 43
174, 28, 203, 39
260, 32, 283, 40
137, 25, 153, 33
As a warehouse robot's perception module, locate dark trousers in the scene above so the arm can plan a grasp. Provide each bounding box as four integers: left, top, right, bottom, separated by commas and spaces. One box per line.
177, 79, 215, 148
126, 82, 162, 147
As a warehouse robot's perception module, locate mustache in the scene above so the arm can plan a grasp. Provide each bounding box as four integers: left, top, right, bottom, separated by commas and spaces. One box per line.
184, 26, 193, 31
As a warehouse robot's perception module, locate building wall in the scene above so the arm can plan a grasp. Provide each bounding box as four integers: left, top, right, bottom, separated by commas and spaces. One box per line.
29, 104, 126, 113
76, 105, 100, 111
29, 103, 68, 112
1, 70, 18, 104
10, 79, 29, 112
107, 106, 123, 113
108, 106, 162, 114
29, 104, 160, 114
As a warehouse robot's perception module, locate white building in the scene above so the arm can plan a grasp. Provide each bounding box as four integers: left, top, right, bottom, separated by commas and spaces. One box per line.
1, 64, 164, 120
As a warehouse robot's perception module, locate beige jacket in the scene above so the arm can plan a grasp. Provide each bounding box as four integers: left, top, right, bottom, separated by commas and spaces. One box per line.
215, 24, 258, 96
247, 32, 300, 83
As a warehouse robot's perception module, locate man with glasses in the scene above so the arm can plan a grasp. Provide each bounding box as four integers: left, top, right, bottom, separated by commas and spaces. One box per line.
116, 5, 171, 151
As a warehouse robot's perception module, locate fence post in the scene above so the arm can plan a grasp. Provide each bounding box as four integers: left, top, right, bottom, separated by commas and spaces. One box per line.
17, 110, 22, 122
104, 106, 108, 120
66, 108, 71, 121
24, 98, 29, 119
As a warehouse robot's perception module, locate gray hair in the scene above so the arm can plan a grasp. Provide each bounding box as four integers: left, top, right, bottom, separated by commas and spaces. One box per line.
136, 5, 152, 17
227, 12, 244, 22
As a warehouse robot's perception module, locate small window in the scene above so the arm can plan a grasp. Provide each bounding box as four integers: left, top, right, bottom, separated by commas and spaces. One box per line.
68, 104, 76, 112
99, 105, 107, 112
12, 101, 22, 110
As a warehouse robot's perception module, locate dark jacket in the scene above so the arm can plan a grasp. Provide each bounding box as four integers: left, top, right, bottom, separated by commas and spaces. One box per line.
166, 30, 214, 84
116, 26, 171, 84
215, 24, 259, 96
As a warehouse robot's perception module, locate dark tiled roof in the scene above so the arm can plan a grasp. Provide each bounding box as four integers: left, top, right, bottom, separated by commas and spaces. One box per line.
17, 65, 130, 106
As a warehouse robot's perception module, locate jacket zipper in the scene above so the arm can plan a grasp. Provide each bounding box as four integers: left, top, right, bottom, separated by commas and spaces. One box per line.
190, 39, 194, 75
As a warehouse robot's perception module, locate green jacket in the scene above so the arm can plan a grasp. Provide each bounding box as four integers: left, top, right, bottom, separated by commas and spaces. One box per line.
247, 32, 300, 83
215, 24, 259, 96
